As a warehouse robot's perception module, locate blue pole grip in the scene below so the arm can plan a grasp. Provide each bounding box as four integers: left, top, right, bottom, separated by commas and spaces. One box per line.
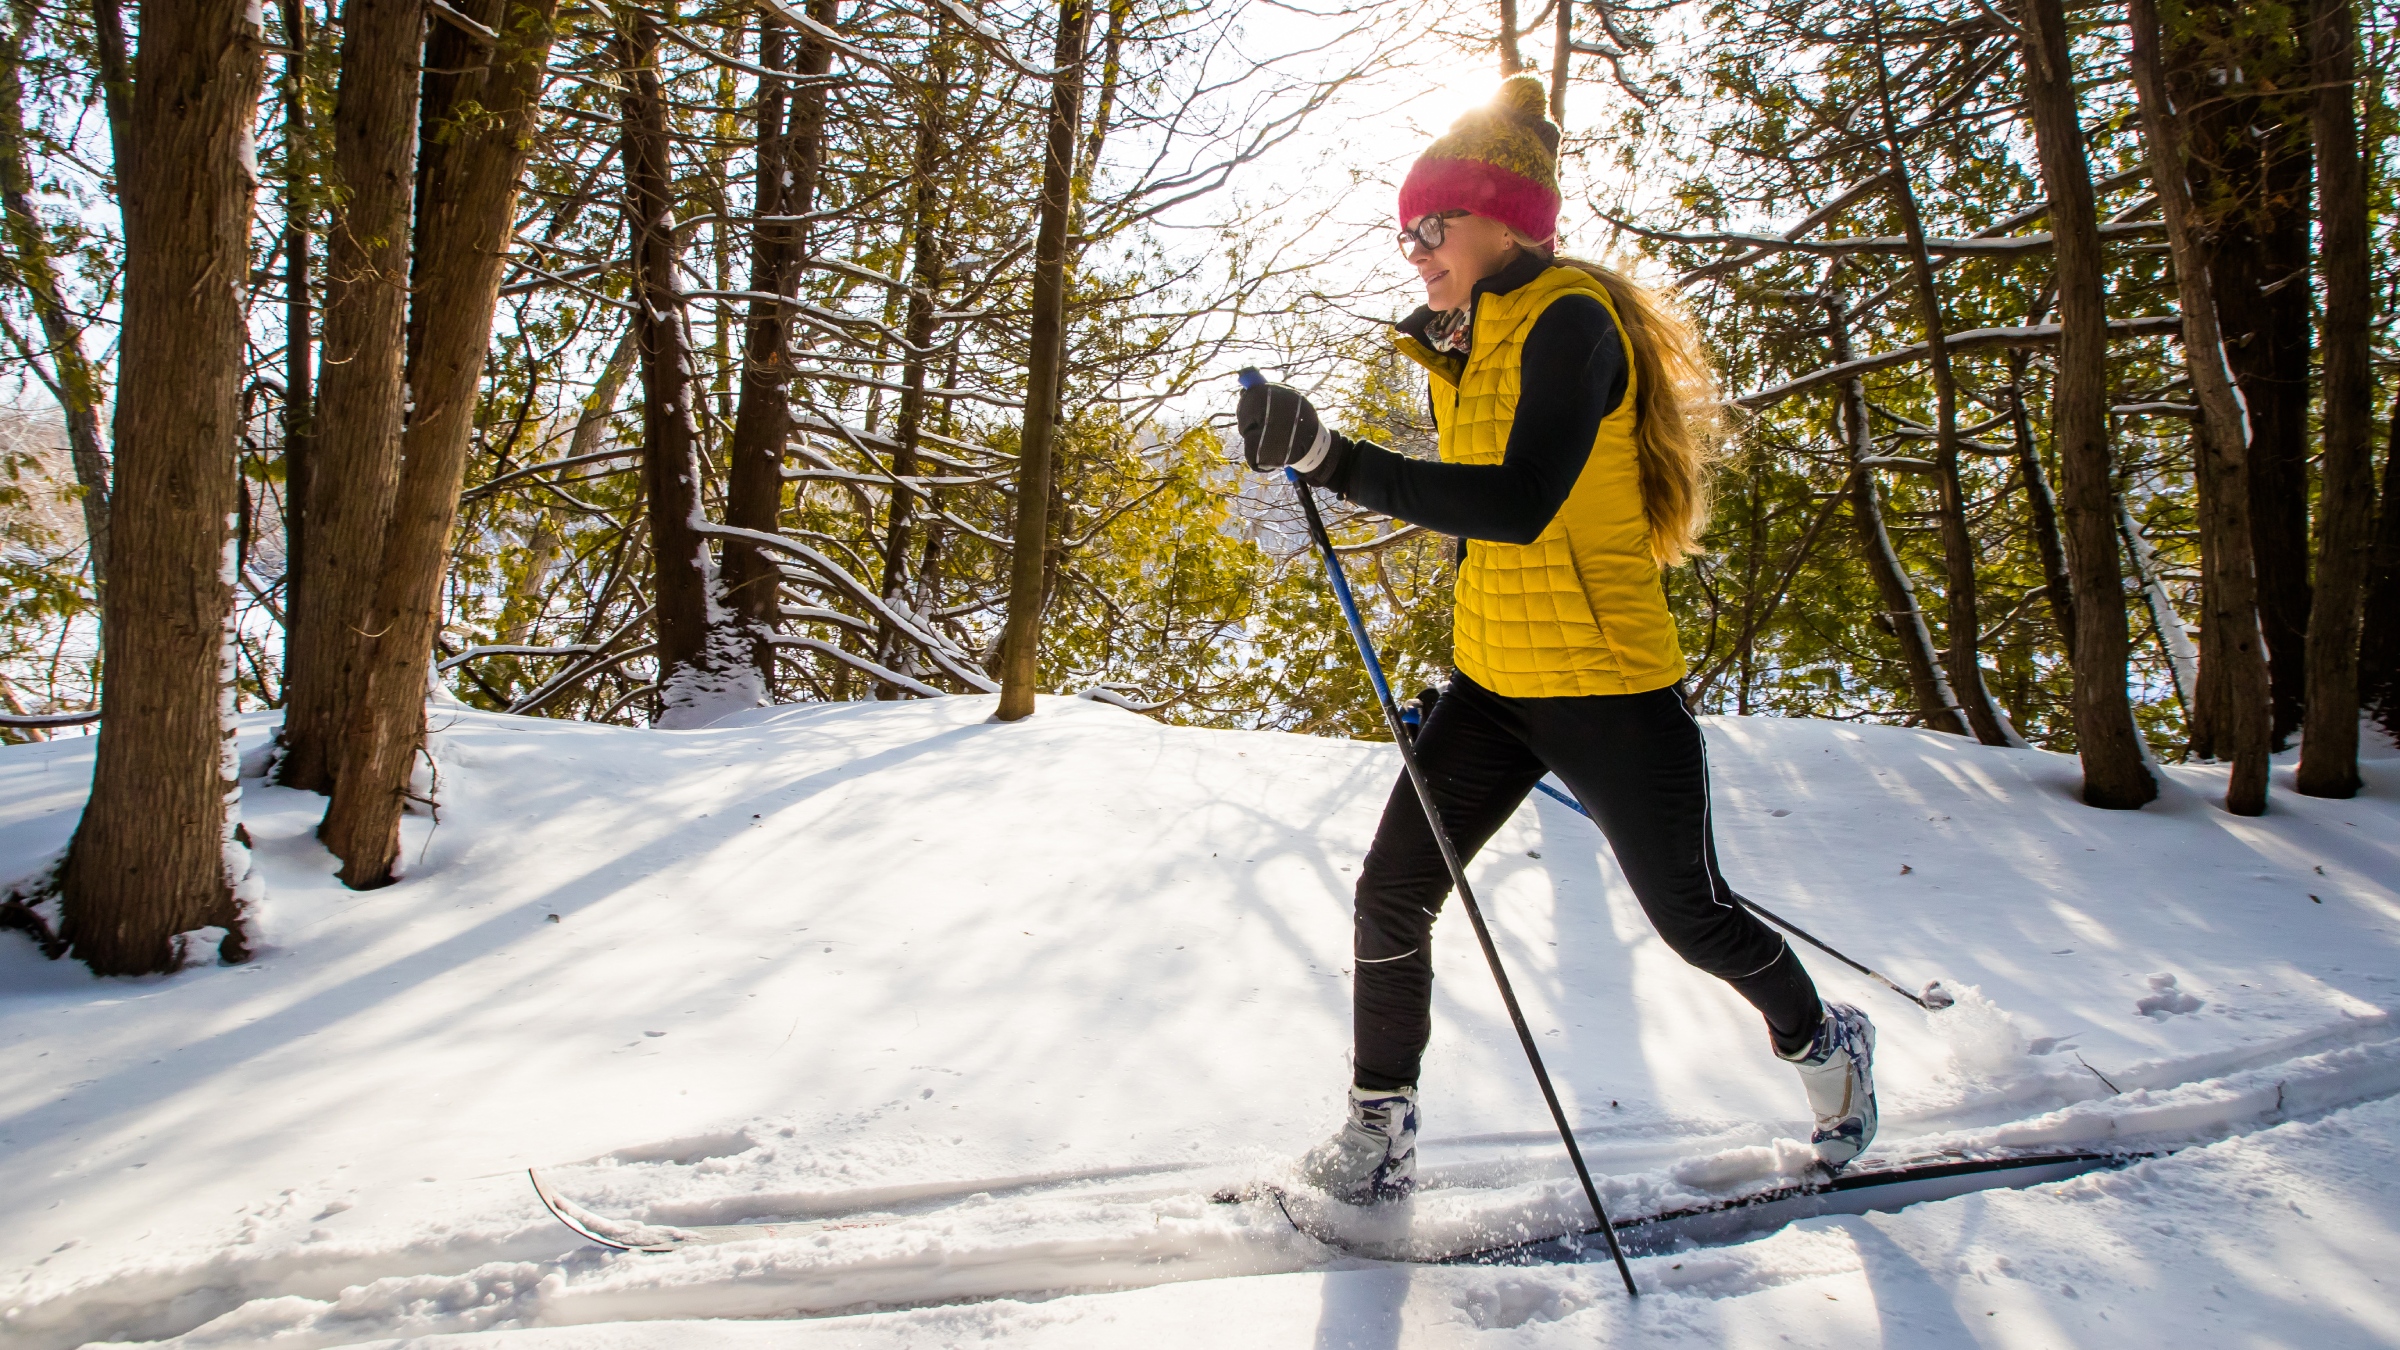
1237, 367, 1265, 390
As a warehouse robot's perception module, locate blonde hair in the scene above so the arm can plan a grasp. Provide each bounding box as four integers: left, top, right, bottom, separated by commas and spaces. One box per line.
1505, 238, 1723, 564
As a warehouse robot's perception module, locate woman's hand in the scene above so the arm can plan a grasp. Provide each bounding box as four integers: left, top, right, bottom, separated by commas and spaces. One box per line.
1235, 370, 1333, 475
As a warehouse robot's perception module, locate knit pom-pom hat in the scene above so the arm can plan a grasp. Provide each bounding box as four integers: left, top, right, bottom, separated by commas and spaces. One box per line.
1397, 74, 1562, 246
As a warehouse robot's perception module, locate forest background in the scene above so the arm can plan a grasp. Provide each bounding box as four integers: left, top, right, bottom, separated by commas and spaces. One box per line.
1, 0, 2398, 975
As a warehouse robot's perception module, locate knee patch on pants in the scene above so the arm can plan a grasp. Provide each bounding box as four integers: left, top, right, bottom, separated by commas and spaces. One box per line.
1353, 901, 1433, 967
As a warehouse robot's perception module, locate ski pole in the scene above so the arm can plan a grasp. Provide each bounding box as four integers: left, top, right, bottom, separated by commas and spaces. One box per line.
1526, 779, 1954, 1011
1258, 431, 1637, 1296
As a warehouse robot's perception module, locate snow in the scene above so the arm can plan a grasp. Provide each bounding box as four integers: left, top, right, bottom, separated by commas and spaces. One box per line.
1, 697, 2394, 1348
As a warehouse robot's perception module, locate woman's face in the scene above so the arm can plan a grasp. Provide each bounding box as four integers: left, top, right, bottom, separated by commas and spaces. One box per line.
1408, 212, 1520, 311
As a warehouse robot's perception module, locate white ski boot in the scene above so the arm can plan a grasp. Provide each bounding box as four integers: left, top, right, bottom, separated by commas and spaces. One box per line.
1784, 1003, 1877, 1169
1296, 1085, 1418, 1202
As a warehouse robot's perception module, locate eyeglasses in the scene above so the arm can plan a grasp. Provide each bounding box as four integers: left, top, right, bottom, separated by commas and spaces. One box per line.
1397, 210, 1472, 258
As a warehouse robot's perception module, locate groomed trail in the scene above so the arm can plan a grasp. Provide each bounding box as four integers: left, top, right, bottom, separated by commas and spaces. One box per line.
2, 696, 2395, 1348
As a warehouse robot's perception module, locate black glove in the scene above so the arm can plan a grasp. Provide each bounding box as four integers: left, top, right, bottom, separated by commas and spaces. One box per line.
1235, 370, 1333, 474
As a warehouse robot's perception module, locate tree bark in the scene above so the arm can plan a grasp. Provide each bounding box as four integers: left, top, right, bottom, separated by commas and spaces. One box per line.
1828, 295, 1966, 733
875, 85, 947, 692
2014, 0, 2157, 805
88, 0, 129, 154
279, 0, 421, 793
2172, 0, 2314, 749
2129, 0, 2271, 814
2217, 182, 2315, 747
2006, 350, 2076, 654
1496, 0, 1525, 74
279, 0, 312, 677
2297, 0, 2376, 798
320, 0, 559, 887
995, 0, 1090, 721
58, 0, 266, 974
1548, 0, 1570, 123
724, 0, 837, 690
618, 10, 750, 728
0, 14, 111, 587
1877, 151, 2013, 746
2359, 398, 2400, 735
2121, 497, 2201, 718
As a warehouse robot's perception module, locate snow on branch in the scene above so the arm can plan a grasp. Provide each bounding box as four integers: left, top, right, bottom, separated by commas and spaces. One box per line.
1640, 171, 1891, 289
1734, 316, 2184, 410
1331, 523, 1429, 555
0, 709, 100, 728
428, 0, 496, 44
769, 635, 947, 698
787, 413, 1022, 468
653, 20, 848, 86
1656, 165, 2157, 291
781, 605, 876, 635
1622, 219, 2166, 264
1076, 685, 1171, 713
505, 608, 656, 716
933, 508, 1013, 548
920, 0, 1057, 81
756, 0, 888, 68
437, 642, 606, 672
463, 447, 639, 502
782, 466, 1008, 490
703, 521, 1000, 692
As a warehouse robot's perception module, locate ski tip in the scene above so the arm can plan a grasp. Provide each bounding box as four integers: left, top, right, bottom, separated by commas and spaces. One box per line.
529, 1168, 685, 1254
1236, 366, 1265, 390
528, 1167, 565, 1214
1920, 980, 1956, 1010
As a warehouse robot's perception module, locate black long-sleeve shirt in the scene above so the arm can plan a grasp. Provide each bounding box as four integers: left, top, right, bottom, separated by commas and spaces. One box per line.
1316, 252, 1629, 545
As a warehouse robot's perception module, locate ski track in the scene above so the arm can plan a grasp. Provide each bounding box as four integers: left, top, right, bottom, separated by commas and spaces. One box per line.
261, 1094, 2400, 1349
2, 699, 2395, 1348
26, 1039, 2400, 1350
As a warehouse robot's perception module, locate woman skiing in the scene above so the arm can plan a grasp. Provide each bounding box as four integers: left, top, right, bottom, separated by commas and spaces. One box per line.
1234, 74, 1877, 1202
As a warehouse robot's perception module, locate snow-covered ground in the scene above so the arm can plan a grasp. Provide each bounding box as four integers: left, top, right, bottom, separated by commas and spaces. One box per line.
2, 696, 2394, 1348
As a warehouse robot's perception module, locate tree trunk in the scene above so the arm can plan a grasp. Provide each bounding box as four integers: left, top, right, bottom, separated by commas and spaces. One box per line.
279, 0, 421, 793
995, 0, 1091, 721
2359, 398, 2400, 735
2006, 350, 2076, 654
1548, 0, 1570, 123
1496, 0, 1524, 74
2014, 0, 2158, 805
2174, 0, 2314, 749
88, 0, 130, 151
2130, 0, 2271, 814
1868, 37, 2013, 747
911, 519, 947, 649
319, 0, 559, 887
724, 0, 837, 691
618, 11, 752, 728
2218, 183, 2315, 748
0, 15, 112, 586
279, 0, 312, 675
875, 89, 947, 692
58, 0, 266, 974
2297, 0, 2376, 798
1828, 295, 1965, 733
2121, 498, 2201, 718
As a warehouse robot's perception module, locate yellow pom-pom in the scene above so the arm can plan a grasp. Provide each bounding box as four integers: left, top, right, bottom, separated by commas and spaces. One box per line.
1495, 73, 1550, 122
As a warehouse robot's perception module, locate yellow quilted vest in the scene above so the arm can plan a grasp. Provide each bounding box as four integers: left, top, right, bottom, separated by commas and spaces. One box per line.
1393, 265, 1686, 698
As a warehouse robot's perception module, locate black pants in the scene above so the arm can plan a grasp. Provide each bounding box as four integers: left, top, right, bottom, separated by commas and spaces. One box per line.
1351, 674, 1822, 1091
